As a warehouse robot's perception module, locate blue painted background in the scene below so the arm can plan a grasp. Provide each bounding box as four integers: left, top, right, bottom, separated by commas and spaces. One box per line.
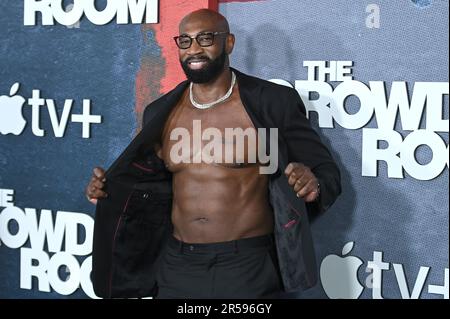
0, 0, 141, 298
221, 0, 448, 299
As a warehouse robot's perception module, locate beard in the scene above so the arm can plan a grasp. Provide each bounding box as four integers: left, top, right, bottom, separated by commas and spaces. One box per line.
180, 49, 227, 84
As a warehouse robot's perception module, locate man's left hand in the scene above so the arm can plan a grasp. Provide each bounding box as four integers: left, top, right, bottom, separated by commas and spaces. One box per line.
285, 162, 320, 202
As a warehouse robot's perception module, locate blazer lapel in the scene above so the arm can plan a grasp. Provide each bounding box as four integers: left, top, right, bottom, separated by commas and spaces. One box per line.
105, 81, 188, 178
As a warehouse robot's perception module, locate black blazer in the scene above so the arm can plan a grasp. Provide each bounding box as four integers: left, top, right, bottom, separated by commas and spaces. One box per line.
92, 68, 341, 298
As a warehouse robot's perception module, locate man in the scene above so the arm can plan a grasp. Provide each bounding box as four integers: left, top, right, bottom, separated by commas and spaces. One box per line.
87, 9, 341, 299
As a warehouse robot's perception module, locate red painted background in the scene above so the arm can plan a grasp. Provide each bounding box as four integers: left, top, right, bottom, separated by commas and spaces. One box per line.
135, 0, 262, 124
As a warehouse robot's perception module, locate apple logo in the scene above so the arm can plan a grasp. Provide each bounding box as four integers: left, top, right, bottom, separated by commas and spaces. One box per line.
320, 241, 364, 299
0, 83, 27, 135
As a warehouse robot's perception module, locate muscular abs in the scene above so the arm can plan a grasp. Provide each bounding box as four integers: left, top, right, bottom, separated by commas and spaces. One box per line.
156, 85, 274, 243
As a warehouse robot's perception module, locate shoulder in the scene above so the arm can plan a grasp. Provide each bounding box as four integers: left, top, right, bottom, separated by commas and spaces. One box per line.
234, 68, 300, 101
234, 69, 307, 127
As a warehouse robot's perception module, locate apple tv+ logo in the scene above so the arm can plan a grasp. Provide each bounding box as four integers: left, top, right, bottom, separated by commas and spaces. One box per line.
0, 83, 27, 135
320, 242, 449, 299
0, 83, 102, 138
320, 242, 364, 299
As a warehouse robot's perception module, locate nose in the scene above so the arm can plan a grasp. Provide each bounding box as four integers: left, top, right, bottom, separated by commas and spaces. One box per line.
185, 38, 203, 56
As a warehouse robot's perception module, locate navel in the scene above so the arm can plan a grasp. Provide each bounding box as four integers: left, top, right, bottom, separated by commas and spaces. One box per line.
194, 217, 210, 223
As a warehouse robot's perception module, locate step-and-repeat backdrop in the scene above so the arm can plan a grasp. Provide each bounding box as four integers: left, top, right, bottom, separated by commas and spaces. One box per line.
0, 0, 448, 299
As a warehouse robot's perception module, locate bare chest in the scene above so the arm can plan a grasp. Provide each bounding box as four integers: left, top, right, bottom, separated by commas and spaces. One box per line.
160, 89, 259, 170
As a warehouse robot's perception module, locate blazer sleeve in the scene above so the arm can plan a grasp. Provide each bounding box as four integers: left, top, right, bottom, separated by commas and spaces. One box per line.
281, 87, 341, 217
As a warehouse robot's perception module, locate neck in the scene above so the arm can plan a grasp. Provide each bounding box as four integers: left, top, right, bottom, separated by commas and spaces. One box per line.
191, 66, 233, 104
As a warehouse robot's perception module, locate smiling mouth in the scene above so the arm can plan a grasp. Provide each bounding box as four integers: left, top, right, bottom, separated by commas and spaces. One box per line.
187, 59, 209, 70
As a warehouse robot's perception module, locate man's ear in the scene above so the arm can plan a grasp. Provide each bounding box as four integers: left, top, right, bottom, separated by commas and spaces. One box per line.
226, 33, 235, 54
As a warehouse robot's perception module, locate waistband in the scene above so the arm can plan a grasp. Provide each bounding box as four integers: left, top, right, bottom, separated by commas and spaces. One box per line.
167, 234, 274, 254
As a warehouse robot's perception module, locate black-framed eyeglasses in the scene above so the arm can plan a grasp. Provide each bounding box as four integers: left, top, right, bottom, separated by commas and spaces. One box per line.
173, 31, 229, 49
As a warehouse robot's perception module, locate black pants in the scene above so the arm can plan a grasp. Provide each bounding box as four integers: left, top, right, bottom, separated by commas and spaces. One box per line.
155, 234, 284, 299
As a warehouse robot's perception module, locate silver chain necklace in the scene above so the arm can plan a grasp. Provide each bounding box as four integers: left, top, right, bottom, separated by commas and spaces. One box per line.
190, 71, 236, 110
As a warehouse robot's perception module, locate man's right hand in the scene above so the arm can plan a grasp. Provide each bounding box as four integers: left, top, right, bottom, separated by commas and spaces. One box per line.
85, 167, 108, 205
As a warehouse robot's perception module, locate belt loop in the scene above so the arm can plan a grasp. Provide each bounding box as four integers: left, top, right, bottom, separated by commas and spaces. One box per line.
269, 234, 275, 246
233, 240, 238, 254
178, 239, 183, 254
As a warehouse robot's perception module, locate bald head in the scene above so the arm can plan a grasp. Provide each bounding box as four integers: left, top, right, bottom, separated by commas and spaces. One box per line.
179, 9, 230, 34
177, 9, 235, 84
